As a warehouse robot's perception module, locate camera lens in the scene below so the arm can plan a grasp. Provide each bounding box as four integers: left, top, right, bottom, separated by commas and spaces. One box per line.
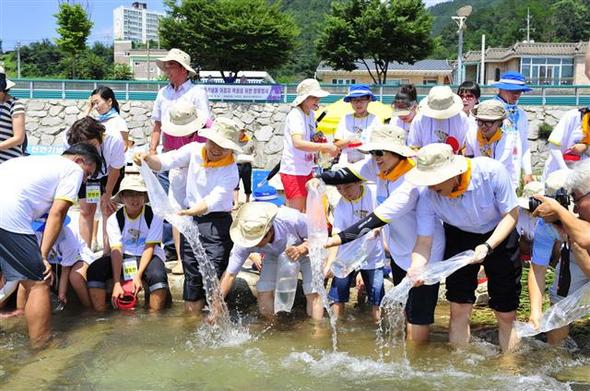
528, 196, 541, 212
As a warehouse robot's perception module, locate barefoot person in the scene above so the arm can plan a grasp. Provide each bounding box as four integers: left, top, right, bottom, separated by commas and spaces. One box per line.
0, 143, 99, 346
406, 143, 521, 352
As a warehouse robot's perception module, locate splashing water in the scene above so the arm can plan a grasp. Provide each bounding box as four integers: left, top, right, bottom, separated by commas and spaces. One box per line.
514, 280, 590, 338
306, 180, 338, 350
140, 165, 249, 346
377, 250, 475, 360
331, 233, 379, 278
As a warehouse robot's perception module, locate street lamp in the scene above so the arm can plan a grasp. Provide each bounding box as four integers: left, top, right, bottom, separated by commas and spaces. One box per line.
452, 5, 472, 85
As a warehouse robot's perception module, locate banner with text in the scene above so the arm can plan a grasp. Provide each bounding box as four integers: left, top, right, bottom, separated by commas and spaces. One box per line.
203, 84, 283, 102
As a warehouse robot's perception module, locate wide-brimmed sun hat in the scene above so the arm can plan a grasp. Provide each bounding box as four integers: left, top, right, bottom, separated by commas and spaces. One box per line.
230, 202, 279, 248
156, 48, 197, 77
343, 84, 376, 102
199, 117, 243, 153
0, 66, 15, 91
112, 174, 148, 204
418, 86, 463, 120
357, 124, 414, 157
291, 79, 329, 107
491, 71, 532, 92
517, 181, 544, 210
391, 92, 416, 117
405, 143, 468, 186
162, 101, 208, 137
545, 169, 571, 195
472, 99, 507, 121
253, 184, 284, 207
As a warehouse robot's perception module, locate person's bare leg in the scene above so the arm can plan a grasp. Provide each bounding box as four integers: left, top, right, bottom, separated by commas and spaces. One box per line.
17, 283, 27, 310
331, 303, 345, 319
89, 288, 108, 312
69, 262, 91, 308
184, 299, 205, 314
449, 302, 473, 347
258, 291, 275, 320
288, 197, 306, 213
495, 310, 518, 353
78, 200, 97, 247
407, 323, 430, 344
148, 288, 168, 311
547, 325, 570, 346
91, 218, 99, 251
173, 228, 182, 264
306, 293, 324, 320
371, 305, 381, 323
20, 280, 51, 347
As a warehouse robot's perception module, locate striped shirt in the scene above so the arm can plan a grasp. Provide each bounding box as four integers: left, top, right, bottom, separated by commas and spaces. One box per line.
0, 97, 25, 163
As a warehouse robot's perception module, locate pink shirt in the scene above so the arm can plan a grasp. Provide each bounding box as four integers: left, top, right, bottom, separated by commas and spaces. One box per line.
163, 118, 213, 150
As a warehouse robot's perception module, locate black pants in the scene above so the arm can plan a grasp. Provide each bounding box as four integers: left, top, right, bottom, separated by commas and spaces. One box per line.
180, 212, 233, 302
443, 223, 521, 313
235, 163, 252, 195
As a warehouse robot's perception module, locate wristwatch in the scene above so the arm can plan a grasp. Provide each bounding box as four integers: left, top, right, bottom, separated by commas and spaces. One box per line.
483, 242, 493, 254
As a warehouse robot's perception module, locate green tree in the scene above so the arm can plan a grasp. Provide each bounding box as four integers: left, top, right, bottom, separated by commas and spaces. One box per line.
316, 0, 434, 84
159, 0, 299, 79
54, 2, 93, 78
109, 63, 134, 80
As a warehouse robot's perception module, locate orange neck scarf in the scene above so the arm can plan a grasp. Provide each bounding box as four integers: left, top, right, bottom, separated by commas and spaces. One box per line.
477, 128, 503, 157
201, 147, 235, 168
239, 133, 250, 142
447, 158, 472, 198
581, 112, 590, 144
378, 158, 415, 182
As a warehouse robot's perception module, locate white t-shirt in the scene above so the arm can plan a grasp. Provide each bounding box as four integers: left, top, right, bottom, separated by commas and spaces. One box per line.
408, 112, 470, 150
335, 113, 380, 164
106, 206, 166, 261
37, 220, 95, 267
350, 158, 445, 270
498, 99, 532, 183
417, 157, 518, 235
391, 116, 411, 137
333, 185, 384, 269
543, 109, 587, 179
159, 142, 238, 213
280, 107, 316, 176
103, 115, 129, 137
226, 207, 308, 275
0, 155, 83, 234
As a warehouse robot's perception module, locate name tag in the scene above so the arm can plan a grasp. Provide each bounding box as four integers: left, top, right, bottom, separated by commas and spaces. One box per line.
86, 181, 101, 204
122, 257, 138, 281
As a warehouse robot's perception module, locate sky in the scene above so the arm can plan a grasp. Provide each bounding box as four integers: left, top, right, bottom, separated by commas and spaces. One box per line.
0, 0, 449, 52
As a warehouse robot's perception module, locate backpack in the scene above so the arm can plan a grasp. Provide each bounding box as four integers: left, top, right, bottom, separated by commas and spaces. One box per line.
116, 204, 154, 232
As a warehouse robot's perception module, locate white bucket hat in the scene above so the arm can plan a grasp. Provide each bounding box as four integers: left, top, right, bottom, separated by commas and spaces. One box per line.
405, 143, 468, 186
0, 65, 15, 90
156, 48, 197, 77
545, 169, 570, 195
230, 202, 279, 248
112, 174, 148, 203
162, 101, 208, 137
472, 99, 507, 121
418, 86, 463, 120
357, 124, 414, 157
291, 79, 329, 107
517, 181, 544, 210
199, 117, 243, 153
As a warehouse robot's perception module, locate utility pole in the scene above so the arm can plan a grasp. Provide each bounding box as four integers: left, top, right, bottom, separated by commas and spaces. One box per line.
16, 41, 21, 78
520, 8, 535, 43
452, 6, 472, 85
146, 40, 150, 81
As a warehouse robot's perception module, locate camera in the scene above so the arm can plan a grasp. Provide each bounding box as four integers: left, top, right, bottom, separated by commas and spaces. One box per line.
528, 187, 570, 212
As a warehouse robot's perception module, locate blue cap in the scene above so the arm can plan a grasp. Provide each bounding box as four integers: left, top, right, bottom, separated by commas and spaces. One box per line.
253, 185, 284, 207
32, 214, 72, 233
491, 71, 532, 92
343, 84, 377, 102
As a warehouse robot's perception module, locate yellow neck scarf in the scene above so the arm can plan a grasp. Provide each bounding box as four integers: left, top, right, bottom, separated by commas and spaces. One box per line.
378, 158, 415, 182
239, 133, 250, 142
447, 158, 472, 199
477, 128, 503, 157
581, 112, 590, 145
201, 147, 235, 168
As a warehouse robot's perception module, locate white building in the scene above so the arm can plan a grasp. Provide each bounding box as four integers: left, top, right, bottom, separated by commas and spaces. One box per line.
113, 2, 165, 44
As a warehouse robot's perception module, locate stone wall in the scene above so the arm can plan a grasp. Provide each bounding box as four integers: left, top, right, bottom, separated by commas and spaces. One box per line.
20, 98, 577, 173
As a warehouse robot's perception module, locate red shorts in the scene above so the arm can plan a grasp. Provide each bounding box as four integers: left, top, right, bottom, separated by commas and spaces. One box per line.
280, 172, 314, 200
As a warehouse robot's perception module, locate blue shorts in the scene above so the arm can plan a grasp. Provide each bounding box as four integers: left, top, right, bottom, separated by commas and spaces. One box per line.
0, 227, 44, 281
328, 268, 385, 305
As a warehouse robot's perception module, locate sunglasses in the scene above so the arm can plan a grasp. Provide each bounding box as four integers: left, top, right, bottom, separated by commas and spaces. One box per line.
572, 190, 590, 204
476, 119, 499, 127
459, 94, 476, 100
369, 150, 385, 157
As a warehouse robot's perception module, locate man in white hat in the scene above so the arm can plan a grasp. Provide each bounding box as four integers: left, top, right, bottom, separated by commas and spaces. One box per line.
315, 124, 446, 342
408, 86, 470, 154
406, 143, 520, 352
135, 118, 242, 313
217, 202, 323, 320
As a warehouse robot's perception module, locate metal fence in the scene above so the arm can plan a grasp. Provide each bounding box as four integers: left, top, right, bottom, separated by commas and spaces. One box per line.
9, 78, 590, 106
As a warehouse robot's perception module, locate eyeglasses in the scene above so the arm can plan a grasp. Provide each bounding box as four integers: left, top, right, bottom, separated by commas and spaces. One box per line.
572, 191, 590, 204
369, 150, 385, 157
476, 119, 499, 127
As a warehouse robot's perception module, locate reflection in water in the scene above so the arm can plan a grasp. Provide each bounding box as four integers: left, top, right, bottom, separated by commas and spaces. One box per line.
1, 305, 588, 390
